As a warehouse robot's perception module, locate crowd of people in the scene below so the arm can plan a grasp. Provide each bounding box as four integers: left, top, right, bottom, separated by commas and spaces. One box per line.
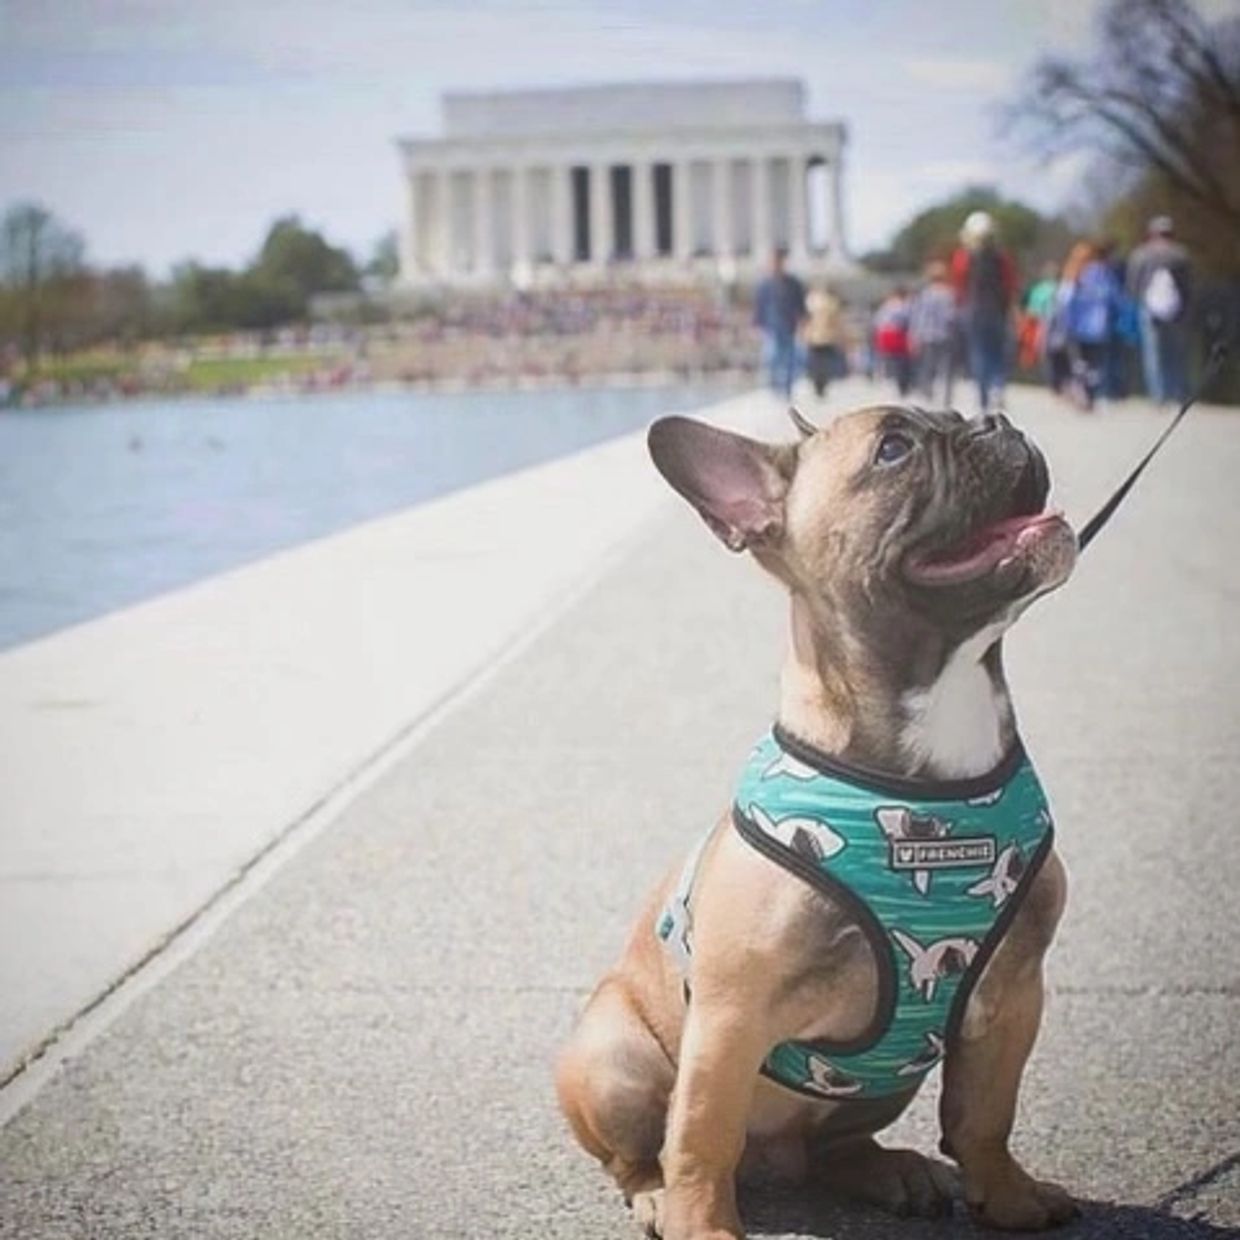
754, 212, 1200, 414
379, 285, 755, 386
3, 287, 763, 406
7, 226, 1206, 410
1020, 218, 1194, 409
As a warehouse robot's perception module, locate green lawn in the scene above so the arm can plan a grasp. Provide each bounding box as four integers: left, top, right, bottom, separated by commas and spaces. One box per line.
181, 353, 337, 389
30, 353, 133, 385
26, 350, 339, 393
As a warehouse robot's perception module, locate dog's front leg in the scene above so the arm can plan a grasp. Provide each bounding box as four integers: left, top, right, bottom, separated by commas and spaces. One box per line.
939, 852, 1077, 1230
660, 991, 769, 1240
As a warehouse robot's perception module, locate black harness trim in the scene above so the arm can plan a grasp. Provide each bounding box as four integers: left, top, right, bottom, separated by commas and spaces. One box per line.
732, 805, 897, 1061
773, 722, 1024, 802
943, 826, 1056, 1052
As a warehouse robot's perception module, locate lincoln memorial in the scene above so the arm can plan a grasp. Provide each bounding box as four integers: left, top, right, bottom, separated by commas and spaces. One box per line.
396, 79, 850, 289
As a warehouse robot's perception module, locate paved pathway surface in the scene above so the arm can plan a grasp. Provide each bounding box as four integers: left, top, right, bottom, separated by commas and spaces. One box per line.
0, 391, 748, 1086
2, 381, 1238, 1237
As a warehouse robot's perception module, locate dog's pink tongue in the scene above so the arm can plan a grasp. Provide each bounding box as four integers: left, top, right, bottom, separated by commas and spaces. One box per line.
911, 512, 1059, 584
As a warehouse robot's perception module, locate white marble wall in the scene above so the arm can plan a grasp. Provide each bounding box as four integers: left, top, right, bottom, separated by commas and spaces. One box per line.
398, 130, 848, 286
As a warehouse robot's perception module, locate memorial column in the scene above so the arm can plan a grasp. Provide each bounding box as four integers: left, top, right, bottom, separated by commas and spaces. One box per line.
590, 162, 612, 266
511, 164, 530, 273
552, 162, 573, 266
788, 151, 809, 264
633, 160, 655, 260
752, 154, 771, 261
400, 170, 420, 282
827, 155, 847, 259
473, 165, 494, 277
673, 157, 692, 262
712, 157, 732, 260
434, 165, 452, 276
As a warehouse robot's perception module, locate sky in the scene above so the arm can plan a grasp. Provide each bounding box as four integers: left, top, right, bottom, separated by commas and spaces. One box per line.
0, 0, 1210, 275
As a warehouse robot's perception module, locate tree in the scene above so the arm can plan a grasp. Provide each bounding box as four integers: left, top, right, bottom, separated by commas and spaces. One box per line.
365, 230, 401, 283
168, 259, 311, 333
91, 265, 153, 344
0, 210, 369, 350
168, 263, 247, 334
0, 201, 86, 364
251, 214, 359, 315
1007, 0, 1240, 275
863, 187, 1071, 275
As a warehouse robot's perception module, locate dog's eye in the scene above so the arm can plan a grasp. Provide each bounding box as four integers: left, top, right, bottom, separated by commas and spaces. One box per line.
874, 432, 914, 464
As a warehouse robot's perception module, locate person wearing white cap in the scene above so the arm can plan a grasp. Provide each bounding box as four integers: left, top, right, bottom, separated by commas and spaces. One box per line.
1126, 215, 1193, 404
961, 210, 994, 246
949, 210, 1018, 413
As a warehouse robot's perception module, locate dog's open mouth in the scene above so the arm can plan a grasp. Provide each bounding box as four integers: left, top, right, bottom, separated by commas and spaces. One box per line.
905, 452, 1071, 587
905, 510, 1068, 586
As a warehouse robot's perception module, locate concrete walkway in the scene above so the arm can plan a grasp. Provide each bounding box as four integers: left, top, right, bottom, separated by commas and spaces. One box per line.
1, 380, 1238, 1237
0, 389, 769, 1087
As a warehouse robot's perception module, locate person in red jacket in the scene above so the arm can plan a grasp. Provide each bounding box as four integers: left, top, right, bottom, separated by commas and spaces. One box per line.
949, 211, 1018, 413
872, 285, 913, 396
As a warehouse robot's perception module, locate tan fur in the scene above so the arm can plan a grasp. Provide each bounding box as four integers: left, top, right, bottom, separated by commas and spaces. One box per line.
556, 407, 1078, 1239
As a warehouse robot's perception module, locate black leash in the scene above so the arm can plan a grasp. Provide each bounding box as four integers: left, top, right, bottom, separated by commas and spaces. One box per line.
1076, 339, 1229, 553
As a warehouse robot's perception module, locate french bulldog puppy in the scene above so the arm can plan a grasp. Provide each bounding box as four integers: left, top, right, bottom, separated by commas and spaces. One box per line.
556, 405, 1080, 1239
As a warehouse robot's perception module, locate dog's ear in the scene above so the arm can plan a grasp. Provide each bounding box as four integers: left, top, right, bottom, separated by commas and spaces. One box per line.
647, 416, 795, 552
788, 405, 818, 438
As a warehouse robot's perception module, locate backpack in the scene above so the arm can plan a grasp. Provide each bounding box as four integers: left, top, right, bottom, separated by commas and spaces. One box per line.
874, 299, 911, 355
965, 245, 1009, 320
1144, 266, 1182, 323
1067, 262, 1115, 345
1115, 294, 1140, 345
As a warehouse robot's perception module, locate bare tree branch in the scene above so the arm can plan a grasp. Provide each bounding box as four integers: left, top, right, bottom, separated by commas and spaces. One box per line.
1097, 85, 1236, 209
1153, 0, 1240, 113
1005, 0, 1240, 243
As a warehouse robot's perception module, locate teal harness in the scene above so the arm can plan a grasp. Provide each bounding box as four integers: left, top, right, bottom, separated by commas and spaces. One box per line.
656, 726, 1054, 1101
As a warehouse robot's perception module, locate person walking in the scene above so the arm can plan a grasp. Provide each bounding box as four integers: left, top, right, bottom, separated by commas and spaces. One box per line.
1021, 261, 1059, 375
1064, 241, 1123, 411
1126, 215, 1193, 404
1098, 238, 1136, 399
950, 210, 1018, 413
754, 246, 808, 398
908, 260, 957, 406
802, 283, 845, 398
873, 286, 914, 397
1045, 244, 1094, 397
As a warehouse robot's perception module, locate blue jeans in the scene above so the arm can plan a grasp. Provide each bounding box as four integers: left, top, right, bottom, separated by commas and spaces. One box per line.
764, 332, 800, 398
966, 319, 1008, 413
883, 352, 912, 397
1102, 338, 1130, 399
916, 340, 954, 407
1139, 310, 1189, 404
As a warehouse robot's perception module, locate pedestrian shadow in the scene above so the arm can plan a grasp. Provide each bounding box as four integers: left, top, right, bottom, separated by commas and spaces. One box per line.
740, 1186, 1239, 1238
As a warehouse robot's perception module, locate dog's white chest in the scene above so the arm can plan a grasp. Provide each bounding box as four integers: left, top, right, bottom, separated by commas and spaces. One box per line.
900, 628, 1007, 778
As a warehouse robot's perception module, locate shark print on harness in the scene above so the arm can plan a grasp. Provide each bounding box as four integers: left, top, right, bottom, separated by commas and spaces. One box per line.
656, 726, 1055, 1101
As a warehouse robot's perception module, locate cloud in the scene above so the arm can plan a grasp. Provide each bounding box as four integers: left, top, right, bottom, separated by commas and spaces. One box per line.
0, 0, 1113, 269
910, 159, 1001, 187
903, 56, 1012, 94
1034, 0, 1099, 52
1038, 149, 1096, 197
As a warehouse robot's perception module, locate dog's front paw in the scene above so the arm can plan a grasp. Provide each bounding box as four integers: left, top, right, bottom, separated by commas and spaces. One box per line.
657, 1218, 743, 1240
632, 1187, 664, 1238
657, 1192, 744, 1240
819, 1141, 957, 1219
966, 1161, 1077, 1231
